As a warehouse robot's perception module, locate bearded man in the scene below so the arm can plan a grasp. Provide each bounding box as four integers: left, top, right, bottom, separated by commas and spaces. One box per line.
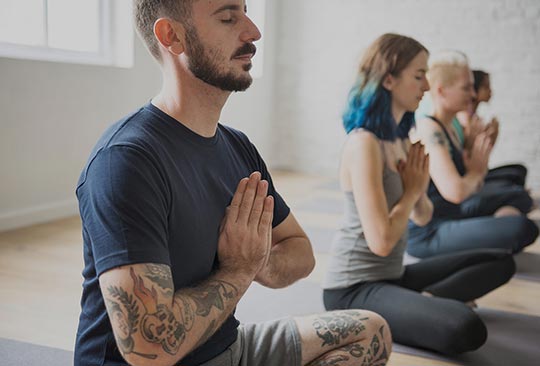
74, 1, 391, 365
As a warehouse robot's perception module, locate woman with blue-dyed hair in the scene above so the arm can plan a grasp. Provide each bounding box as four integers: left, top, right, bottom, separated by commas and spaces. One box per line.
323, 33, 515, 354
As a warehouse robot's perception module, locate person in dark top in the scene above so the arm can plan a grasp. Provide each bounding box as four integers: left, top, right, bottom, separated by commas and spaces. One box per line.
74, 1, 391, 365
455, 69, 528, 187
409, 51, 538, 258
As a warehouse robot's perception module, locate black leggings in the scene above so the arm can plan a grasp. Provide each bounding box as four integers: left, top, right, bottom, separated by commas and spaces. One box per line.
460, 183, 533, 216
485, 164, 527, 187
323, 250, 516, 354
408, 184, 538, 258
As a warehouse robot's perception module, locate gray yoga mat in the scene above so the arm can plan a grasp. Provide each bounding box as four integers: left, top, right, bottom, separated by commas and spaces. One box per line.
0, 338, 73, 366
514, 251, 540, 282
393, 308, 540, 366
236, 280, 325, 323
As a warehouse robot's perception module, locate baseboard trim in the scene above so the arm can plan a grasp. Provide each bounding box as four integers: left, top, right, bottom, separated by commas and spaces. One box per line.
0, 199, 79, 232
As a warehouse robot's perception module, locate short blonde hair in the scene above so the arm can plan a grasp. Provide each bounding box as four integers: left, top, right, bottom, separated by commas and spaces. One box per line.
427, 50, 470, 87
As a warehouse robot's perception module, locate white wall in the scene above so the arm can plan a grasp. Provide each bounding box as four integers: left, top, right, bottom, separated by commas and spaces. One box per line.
221, 0, 279, 156
2, 0, 540, 231
0, 38, 161, 231
274, 0, 540, 189
0, 1, 280, 231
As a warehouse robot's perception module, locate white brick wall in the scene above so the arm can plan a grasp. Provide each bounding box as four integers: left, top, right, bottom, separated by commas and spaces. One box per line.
273, 0, 540, 189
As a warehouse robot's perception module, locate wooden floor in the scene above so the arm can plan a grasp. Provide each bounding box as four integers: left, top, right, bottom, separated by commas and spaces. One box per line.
1, 170, 539, 366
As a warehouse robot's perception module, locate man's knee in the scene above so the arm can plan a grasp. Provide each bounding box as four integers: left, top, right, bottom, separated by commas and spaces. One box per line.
369, 312, 392, 356
343, 310, 392, 353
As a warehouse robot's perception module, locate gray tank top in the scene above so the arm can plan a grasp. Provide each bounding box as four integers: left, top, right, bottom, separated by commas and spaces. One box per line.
322, 141, 407, 289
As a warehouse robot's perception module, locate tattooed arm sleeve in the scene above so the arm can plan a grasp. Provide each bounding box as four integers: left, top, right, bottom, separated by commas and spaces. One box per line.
99, 263, 252, 366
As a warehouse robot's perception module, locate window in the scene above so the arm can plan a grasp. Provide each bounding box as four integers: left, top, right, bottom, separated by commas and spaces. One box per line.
0, 0, 133, 67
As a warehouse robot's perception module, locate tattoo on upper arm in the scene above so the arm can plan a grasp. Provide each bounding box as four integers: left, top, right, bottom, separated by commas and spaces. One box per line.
429, 131, 449, 147
312, 310, 369, 347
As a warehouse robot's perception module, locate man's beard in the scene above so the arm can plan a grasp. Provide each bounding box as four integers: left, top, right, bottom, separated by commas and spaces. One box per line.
185, 27, 255, 92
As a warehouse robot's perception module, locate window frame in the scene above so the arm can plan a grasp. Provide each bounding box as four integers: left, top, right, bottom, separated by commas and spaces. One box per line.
0, 0, 133, 68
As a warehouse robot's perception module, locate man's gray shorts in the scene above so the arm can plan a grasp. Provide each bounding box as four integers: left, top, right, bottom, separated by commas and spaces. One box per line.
199, 317, 302, 366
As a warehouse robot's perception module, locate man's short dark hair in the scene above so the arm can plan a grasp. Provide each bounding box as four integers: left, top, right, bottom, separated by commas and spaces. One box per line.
134, 0, 196, 61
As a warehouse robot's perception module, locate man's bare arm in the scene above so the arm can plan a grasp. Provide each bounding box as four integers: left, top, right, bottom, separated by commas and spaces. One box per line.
254, 213, 315, 289
100, 263, 251, 366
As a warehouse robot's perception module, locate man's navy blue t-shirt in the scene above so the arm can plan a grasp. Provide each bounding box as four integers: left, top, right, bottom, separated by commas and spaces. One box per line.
74, 103, 290, 366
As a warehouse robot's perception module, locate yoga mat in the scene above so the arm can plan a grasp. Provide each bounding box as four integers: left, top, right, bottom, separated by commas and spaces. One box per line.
236, 280, 325, 324
0, 338, 73, 366
393, 308, 540, 366
514, 251, 540, 282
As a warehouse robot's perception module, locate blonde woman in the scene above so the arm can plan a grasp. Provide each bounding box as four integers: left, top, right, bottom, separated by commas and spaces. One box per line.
408, 51, 538, 259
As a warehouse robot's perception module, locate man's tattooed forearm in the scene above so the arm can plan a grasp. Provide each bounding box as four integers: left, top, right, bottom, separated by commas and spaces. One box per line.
177, 295, 195, 332
131, 268, 186, 355
193, 319, 218, 350
105, 268, 239, 358
313, 311, 369, 347
144, 264, 174, 296
179, 280, 238, 349
185, 280, 238, 317
106, 286, 157, 359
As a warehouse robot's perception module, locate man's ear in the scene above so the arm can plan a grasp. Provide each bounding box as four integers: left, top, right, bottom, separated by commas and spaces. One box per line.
382, 74, 395, 91
154, 18, 185, 56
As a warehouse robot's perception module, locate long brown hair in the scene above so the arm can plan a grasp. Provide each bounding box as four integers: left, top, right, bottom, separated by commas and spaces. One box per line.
343, 33, 428, 140
357, 33, 428, 91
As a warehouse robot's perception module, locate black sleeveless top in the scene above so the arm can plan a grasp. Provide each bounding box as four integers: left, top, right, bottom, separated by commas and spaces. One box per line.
426, 116, 466, 219
408, 116, 466, 241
